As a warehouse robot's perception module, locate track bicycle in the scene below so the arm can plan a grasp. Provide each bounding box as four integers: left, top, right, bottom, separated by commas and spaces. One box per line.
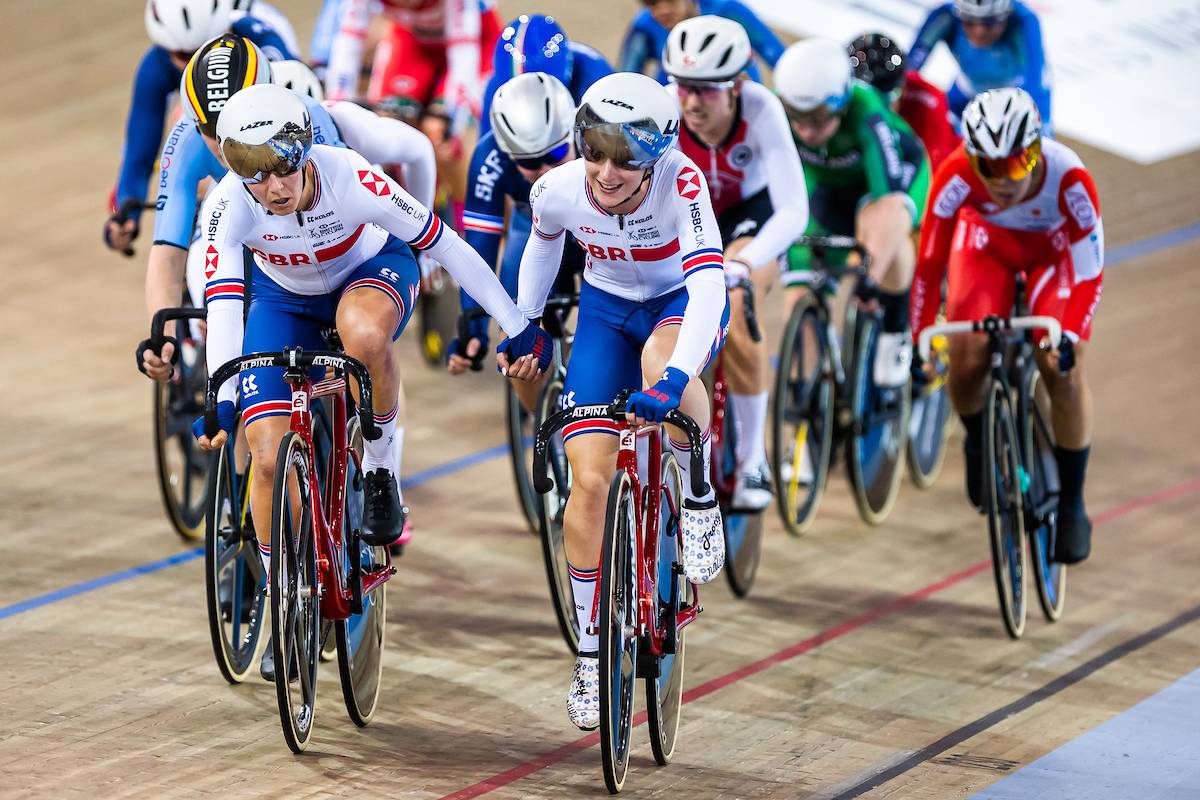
533, 392, 709, 794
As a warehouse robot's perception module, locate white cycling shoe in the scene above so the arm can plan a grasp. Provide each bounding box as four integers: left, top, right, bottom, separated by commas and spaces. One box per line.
567, 655, 600, 731
680, 499, 724, 584
873, 332, 913, 388
732, 461, 773, 511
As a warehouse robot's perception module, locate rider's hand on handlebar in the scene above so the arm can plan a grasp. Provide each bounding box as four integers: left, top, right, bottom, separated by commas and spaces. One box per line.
191, 400, 236, 451
853, 273, 879, 307
136, 336, 177, 381
723, 258, 751, 290
627, 367, 690, 426
448, 310, 490, 374
1040, 333, 1076, 374
103, 199, 143, 256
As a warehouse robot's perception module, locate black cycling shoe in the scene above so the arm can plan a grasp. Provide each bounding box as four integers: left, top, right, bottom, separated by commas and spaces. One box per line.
218, 572, 258, 623
260, 648, 299, 683
1054, 507, 1092, 564
964, 440, 984, 513
361, 469, 405, 546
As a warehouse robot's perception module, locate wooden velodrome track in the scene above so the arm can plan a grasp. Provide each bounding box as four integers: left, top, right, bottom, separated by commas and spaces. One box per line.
2, 1, 1198, 797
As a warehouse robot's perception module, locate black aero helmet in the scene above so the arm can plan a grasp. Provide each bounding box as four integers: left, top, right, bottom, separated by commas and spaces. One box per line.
180, 34, 273, 138
847, 33, 906, 95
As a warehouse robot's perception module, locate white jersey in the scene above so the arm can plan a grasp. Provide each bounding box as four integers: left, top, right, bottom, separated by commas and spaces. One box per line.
202, 144, 526, 400
517, 149, 728, 377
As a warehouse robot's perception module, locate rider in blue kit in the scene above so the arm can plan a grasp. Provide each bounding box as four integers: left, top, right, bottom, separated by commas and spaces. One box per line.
105, 2, 296, 254
619, 0, 783, 83
907, 0, 1052, 131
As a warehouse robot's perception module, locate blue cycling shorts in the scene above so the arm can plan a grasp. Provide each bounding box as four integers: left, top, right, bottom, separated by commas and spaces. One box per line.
240, 236, 419, 427
561, 281, 730, 443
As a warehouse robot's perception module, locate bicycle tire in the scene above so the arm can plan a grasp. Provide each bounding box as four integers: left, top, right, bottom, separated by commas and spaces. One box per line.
535, 375, 580, 654
771, 295, 834, 536
506, 383, 540, 534
1021, 368, 1067, 622
715, 394, 764, 597
906, 333, 952, 489
270, 431, 321, 753
646, 453, 687, 766
599, 469, 638, 794
152, 343, 213, 541
984, 381, 1028, 639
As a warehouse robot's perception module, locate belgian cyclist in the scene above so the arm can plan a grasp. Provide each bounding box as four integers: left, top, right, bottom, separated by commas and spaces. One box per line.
105, 0, 296, 256
505, 73, 728, 730
446, 73, 582, 418
194, 84, 548, 637
776, 38, 929, 399
848, 33, 961, 173
661, 16, 809, 510
911, 88, 1100, 564
620, 0, 783, 84
908, 0, 1051, 131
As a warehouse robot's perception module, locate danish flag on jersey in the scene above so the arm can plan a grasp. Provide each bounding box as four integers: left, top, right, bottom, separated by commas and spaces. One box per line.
204, 245, 219, 280
357, 169, 390, 197
676, 167, 701, 201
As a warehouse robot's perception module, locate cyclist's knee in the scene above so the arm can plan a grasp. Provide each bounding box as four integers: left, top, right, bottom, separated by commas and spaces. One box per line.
337, 304, 396, 363
246, 418, 288, 478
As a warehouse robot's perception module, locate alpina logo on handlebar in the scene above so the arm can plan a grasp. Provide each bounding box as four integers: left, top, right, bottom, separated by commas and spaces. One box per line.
570, 405, 611, 418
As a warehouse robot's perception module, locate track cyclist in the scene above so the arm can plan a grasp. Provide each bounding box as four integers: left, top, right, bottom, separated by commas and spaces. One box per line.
446, 73, 582, 413
777, 38, 929, 393
910, 88, 1101, 564
192, 83, 548, 632
908, 0, 1051, 131
661, 16, 808, 509
505, 72, 729, 731
620, 0, 783, 84
105, 0, 297, 257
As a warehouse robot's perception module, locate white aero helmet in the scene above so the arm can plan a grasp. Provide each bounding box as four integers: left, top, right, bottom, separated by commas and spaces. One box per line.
662, 15, 752, 83
774, 37, 853, 115
490, 73, 576, 161
575, 72, 679, 170
145, 0, 236, 53
954, 0, 1014, 20
961, 87, 1042, 181
272, 60, 325, 101
217, 83, 314, 183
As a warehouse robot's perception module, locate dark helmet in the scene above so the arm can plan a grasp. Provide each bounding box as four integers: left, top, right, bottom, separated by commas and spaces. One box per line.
180, 34, 273, 138
847, 33, 906, 95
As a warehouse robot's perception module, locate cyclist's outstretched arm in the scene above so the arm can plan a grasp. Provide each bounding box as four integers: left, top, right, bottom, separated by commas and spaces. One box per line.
114, 49, 175, 227
911, 153, 973, 338
667, 165, 727, 376
515, 175, 567, 321
198, 182, 254, 404
1058, 170, 1104, 340
907, 4, 956, 74
325, 100, 437, 209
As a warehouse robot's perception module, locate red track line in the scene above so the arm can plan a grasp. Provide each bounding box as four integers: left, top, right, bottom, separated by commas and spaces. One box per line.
436, 476, 1200, 800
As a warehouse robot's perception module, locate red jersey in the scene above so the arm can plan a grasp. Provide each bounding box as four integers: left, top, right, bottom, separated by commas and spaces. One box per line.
897, 71, 959, 174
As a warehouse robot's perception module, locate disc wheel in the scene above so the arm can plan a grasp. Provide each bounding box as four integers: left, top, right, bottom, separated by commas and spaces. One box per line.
907, 331, 952, 489
1022, 368, 1066, 621
536, 374, 579, 654
845, 313, 910, 525
599, 470, 638, 794
714, 391, 763, 597
204, 443, 266, 684
984, 382, 1028, 639
646, 454, 689, 766
152, 337, 213, 540
270, 431, 321, 753
771, 295, 834, 536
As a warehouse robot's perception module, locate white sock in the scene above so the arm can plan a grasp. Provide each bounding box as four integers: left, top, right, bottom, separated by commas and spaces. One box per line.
731, 392, 769, 469
669, 429, 716, 505
394, 425, 405, 502
363, 405, 398, 474
258, 541, 271, 584
569, 563, 600, 654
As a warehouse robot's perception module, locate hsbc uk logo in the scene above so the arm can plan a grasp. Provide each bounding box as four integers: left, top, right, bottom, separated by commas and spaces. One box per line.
205, 245, 219, 279
358, 169, 390, 197
676, 167, 701, 201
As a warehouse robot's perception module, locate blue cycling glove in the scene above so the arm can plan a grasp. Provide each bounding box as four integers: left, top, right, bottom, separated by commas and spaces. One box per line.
496, 322, 554, 374
1057, 336, 1076, 373
192, 400, 238, 440
448, 309, 490, 371
627, 367, 690, 423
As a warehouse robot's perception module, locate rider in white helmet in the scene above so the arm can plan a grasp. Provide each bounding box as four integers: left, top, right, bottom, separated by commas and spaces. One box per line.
144, 0, 236, 54
271, 59, 325, 101
506, 71, 729, 731
489, 73, 576, 168
662, 15, 809, 511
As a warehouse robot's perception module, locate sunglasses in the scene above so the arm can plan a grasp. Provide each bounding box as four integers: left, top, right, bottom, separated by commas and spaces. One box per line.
959, 14, 1007, 28
968, 139, 1041, 183
223, 136, 309, 184
513, 142, 570, 170
671, 79, 735, 100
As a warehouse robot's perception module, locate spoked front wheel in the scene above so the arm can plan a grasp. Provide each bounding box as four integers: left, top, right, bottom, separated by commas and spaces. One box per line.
204, 443, 266, 683
506, 382, 540, 534
646, 454, 689, 766
984, 382, 1028, 639
152, 342, 214, 541
771, 295, 834, 536
536, 374, 579, 654
1021, 368, 1066, 621
270, 431, 321, 753
712, 376, 764, 598
907, 331, 952, 489
599, 470, 639, 794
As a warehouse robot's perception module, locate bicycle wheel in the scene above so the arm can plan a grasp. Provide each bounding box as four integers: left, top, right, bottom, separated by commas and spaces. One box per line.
1021, 368, 1066, 621
984, 381, 1028, 639
646, 453, 689, 767
715, 391, 764, 597
771, 295, 834, 536
845, 312, 910, 525
152, 338, 213, 540
907, 332, 952, 489
270, 431, 321, 753
416, 266, 459, 367
536, 373, 579, 654
312, 404, 338, 663
204, 442, 266, 684
599, 469, 638, 794
506, 382, 540, 534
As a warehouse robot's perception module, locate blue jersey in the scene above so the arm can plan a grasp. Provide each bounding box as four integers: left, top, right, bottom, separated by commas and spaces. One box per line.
152, 96, 343, 250
114, 15, 296, 225
479, 42, 613, 136
619, 0, 784, 84
907, 1, 1051, 128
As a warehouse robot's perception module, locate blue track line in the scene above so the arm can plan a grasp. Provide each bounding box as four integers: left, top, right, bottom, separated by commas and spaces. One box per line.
2, 220, 1198, 622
